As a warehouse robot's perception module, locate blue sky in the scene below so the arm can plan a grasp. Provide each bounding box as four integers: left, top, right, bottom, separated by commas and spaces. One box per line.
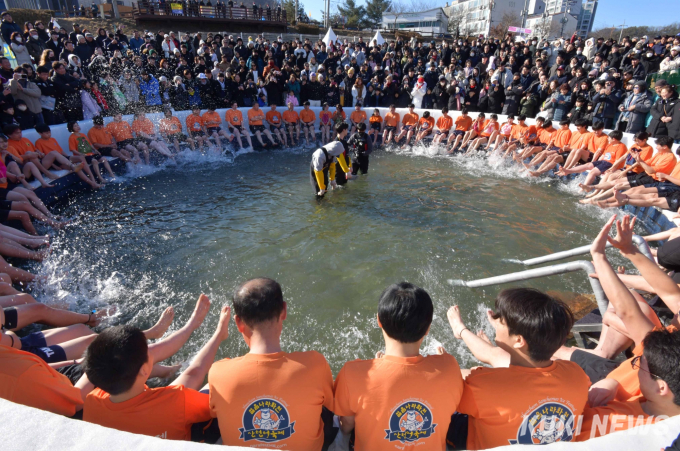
305, 0, 677, 29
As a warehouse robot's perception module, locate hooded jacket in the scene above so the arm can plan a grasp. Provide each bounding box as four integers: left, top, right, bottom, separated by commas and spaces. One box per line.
616, 81, 653, 134
9, 78, 42, 115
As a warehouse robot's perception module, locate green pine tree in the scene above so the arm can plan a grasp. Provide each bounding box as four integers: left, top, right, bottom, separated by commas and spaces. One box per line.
364, 0, 391, 28
337, 0, 366, 28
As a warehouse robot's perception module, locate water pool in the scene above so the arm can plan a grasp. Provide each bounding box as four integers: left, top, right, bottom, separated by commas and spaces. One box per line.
34, 148, 622, 372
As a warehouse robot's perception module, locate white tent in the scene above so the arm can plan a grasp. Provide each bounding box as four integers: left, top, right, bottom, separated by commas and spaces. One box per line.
322, 28, 338, 46
371, 30, 385, 46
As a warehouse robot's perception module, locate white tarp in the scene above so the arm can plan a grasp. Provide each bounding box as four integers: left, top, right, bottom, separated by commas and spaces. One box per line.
371, 30, 385, 46
322, 27, 338, 46
1, 398, 679, 451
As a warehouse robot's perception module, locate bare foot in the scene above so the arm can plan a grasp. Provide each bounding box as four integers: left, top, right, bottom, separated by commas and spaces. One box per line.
86, 306, 118, 326
579, 198, 592, 204
72, 163, 84, 173
46, 172, 60, 180
188, 294, 211, 331
144, 306, 176, 339
579, 183, 594, 193
40, 182, 55, 188
613, 190, 628, 206
528, 170, 541, 177
150, 363, 181, 379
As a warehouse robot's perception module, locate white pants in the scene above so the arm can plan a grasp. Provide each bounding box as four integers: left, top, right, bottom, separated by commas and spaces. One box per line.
309, 100, 321, 107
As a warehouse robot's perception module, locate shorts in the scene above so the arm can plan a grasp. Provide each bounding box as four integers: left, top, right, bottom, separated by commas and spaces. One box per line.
370, 122, 381, 130
229, 125, 244, 133
2, 307, 18, 329
570, 348, 621, 384
133, 138, 152, 146
435, 130, 449, 136
591, 160, 613, 172
117, 138, 135, 148
301, 122, 315, 130
666, 191, 680, 211
0, 187, 11, 200
627, 173, 655, 187
168, 132, 188, 142
420, 129, 432, 136
57, 363, 84, 385
402, 125, 413, 131
207, 127, 222, 134
0, 209, 9, 223
547, 146, 560, 152
536, 143, 548, 149
656, 183, 680, 197
249, 125, 265, 133
579, 151, 594, 164
0, 200, 12, 210
20, 331, 67, 364
446, 413, 469, 450
98, 146, 115, 157
190, 130, 205, 138
452, 130, 465, 137
385, 126, 396, 133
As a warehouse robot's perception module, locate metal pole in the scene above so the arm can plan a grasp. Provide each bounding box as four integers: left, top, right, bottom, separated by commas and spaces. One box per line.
518, 235, 654, 266
448, 260, 609, 316
618, 19, 625, 42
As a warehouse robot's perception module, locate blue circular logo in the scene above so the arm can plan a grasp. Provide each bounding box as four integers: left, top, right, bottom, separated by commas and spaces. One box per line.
384, 400, 437, 443
239, 398, 296, 443
510, 402, 575, 445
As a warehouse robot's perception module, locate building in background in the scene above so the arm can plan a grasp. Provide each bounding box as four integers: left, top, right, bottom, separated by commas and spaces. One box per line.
444, 0, 524, 37
576, 0, 598, 38
382, 7, 449, 35
525, 0, 582, 40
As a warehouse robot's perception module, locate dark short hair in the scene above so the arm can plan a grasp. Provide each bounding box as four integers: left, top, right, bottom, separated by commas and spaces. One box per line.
335, 122, 349, 134
441, 107, 449, 113
3, 124, 20, 135
592, 121, 605, 131
92, 115, 104, 125
67, 121, 79, 133
559, 120, 571, 126
608, 130, 623, 140
423, 111, 430, 118
643, 328, 680, 406
461, 108, 468, 114
518, 114, 527, 121
657, 135, 675, 149
233, 278, 285, 327
378, 282, 433, 343
83, 326, 149, 395
634, 131, 649, 141
35, 123, 51, 134
491, 288, 574, 362
542, 119, 552, 128
37, 66, 49, 74
408, 103, 415, 108
574, 118, 589, 127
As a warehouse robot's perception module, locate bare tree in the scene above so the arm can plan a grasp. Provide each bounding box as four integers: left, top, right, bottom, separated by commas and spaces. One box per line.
387, 0, 438, 31
532, 15, 560, 41
447, 3, 469, 37
489, 11, 521, 39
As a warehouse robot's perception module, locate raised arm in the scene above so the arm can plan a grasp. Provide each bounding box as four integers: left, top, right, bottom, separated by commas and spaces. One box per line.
447, 306, 510, 368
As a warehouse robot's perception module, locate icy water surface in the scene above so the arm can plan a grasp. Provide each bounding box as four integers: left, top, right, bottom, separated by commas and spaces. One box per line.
32, 146, 623, 372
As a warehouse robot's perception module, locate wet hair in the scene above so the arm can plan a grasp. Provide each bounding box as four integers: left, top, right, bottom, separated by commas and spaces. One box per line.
233, 278, 285, 327
378, 282, 433, 343
592, 122, 605, 131
408, 103, 415, 108
491, 288, 574, 362
542, 119, 552, 128
303, 101, 310, 106
559, 120, 570, 126
3, 124, 20, 135
423, 111, 430, 118
35, 123, 50, 134
357, 122, 366, 131
67, 121, 79, 133
83, 325, 148, 395
643, 329, 680, 406
574, 119, 589, 127
441, 107, 449, 113
92, 115, 104, 125
608, 130, 623, 141
461, 108, 468, 115
656, 135, 675, 149
335, 122, 349, 134
634, 131, 649, 141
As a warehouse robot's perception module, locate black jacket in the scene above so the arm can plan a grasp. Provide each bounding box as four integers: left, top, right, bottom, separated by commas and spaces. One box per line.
647, 96, 678, 138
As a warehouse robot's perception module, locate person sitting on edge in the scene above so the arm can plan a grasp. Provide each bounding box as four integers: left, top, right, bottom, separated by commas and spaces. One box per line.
395, 104, 418, 148
282, 102, 301, 147
465, 113, 499, 154
186, 106, 209, 152
446, 108, 472, 153
132, 112, 175, 160
265, 104, 287, 147
248, 102, 276, 148
67, 121, 116, 185
349, 102, 366, 135
556, 130, 628, 183
367, 108, 382, 147
561, 121, 607, 170
87, 116, 134, 164
570, 216, 680, 441
82, 295, 227, 441
202, 106, 234, 152
333, 282, 464, 451
106, 113, 148, 165
159, 108, 197, 153
526, 119, 592, 177
208, 278, 334, 449
413, 111, 434, 146
445, 287, 590, 450
225, 101, 253, 150
4, 124, 59, 188
511, 117, 553, 161
433, 107, 453, 146
382, 105, 399, 146
299, 101, 317, 147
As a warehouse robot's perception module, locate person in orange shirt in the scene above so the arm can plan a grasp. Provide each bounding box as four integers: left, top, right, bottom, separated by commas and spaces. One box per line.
349, 103, 367, 135
3, 124, 61, 188
132, 112, 174, 160
334, 282, 464, 451
159, 108, 197, 153
488, 114, 515, 152
452, 112, 486, 153
513, 117, 552, 161
266, 104, 287, 147
202, 107, 234, 151
106, 113, 148, 165
556, 130, 628, 185
367, 108, 383, 147
299, 101, 317, 147
413, 111, 435, 145
466, 113, 499, 154
186, 106, 209, 152
248, 103, 277, 148
82, 295, 229, 442
432, 107, 454, 145
446, 286, 589, 450
68, 121, 116, 185
331, 104, 347, 140
87, 116, 134, 164
395, 103, 418, 148
583, 135, 677, 208
209, 278, 334, 449
525, 119, 590, 176
225, 101, 253, 150
523, 119, 572, 168
382, 104, 399, 146
319, 103, 333, 144
563, 121, 607, 170
282, 102, 301, 146
446, 108, 472, 152
4, 124, 79, 180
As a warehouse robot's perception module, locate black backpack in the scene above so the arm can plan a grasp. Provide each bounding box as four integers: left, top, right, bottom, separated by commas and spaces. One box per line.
350, 132, 368, 156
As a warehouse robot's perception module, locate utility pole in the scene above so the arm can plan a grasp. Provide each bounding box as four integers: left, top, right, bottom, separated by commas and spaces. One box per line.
618, 19, 625, 42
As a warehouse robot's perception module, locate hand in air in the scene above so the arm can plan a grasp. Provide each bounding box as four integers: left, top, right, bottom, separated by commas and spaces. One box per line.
590, 215, 616, 256
447, 306, 466, 339
317, 189, 326, 196
608, 214, 637, 255
216, 305, 231, 341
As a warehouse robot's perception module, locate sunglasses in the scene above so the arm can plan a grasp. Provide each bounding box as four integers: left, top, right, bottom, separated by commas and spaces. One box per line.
631, 355, 661, 380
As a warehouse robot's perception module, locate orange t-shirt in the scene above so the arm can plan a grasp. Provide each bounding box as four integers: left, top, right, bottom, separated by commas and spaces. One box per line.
334, 354, 464, 451
402, 112, 419, 127
225, 109, 243, 126
186, 114, 205, 132
0, 345, 83, 417
455, 115, 473, 131
35, 137, 63, 155
247, 108, 265, 126
538, 126, 556, 145
587, 133, 609, 153
332, 110, 346, 122
522, 125, 538, 142
202, 111, 222, 129
458, 361, 590, 450
625, 143, 654, 173
319, 110, 332, 125
160, 117, 183, 135
84, 385, 211, 440
69, 132, 95, 155
569, 130, 591, 150
208, 351, 333, 449
384, 112, 399, 127
648, 151, 677, 181
418, 117, 435, 131
300, 109, 316, 124
436, 115, 453, 132
132, 118, 155, 136
106, 121, 134, 142
266, 110, 283, 125
88, 127, 115, 146
7, 137, 36, 161
551, 128, 572, 148
350, 110, 367, 124
509, 123, 527, 140
369, 115, 383, 125
282, 110, 299, 123
575, 399, 661, 441
599, 142, 628, 170
479, 120, 499, 137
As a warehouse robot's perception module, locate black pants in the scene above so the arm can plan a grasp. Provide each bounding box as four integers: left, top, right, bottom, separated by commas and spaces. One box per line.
446, 413, 468, 450
351, 154, 369, 175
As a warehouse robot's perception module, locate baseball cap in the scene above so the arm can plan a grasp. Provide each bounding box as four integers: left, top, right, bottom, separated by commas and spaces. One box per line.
198, 73, 207, 79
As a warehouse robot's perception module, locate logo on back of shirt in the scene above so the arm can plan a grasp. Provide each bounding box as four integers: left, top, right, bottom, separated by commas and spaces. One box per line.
239, 397, 295, 443
510, 400, 575, 445
385, 400, 436, 443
